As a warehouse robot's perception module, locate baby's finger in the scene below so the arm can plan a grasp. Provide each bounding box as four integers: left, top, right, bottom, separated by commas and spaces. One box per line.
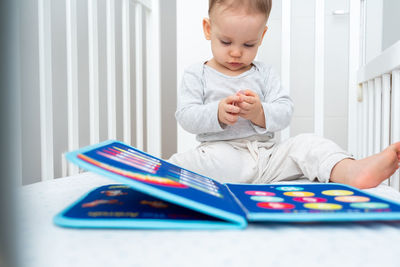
226, 95, 241, 104
226, 104, 241, 114
237, 101, 251, 111
242, 89, 256, 97
242, 95, 256, 104
225, 113, 238, 124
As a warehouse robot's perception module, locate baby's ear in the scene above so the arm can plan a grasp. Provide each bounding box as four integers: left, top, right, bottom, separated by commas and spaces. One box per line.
203, 18, 211, 40
259, 26, 268, 45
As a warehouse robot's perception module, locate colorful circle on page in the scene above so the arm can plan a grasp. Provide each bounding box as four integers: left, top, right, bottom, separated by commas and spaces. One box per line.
245, 191, 275, 196
276, 186, 304, 191
251, 196, 284, 202
304, 203, 343, 210
321, 190, 354, 196
284, 191, 315, 197
293, 197, 327, 203
257, 202, 295, 210
335, 196, 370, 203
350, 202, 389, 209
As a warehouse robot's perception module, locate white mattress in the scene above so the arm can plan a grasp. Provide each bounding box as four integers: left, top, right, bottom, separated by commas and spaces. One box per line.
18, 172, 400, 267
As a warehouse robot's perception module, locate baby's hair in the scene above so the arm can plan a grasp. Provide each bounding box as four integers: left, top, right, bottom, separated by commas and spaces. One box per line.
208, 0, 272, 21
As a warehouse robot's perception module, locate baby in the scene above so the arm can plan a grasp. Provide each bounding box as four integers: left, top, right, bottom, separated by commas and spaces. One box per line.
169, 0, 400, 189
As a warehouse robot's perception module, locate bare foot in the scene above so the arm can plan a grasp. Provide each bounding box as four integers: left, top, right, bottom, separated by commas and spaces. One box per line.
330, 142, 400, 189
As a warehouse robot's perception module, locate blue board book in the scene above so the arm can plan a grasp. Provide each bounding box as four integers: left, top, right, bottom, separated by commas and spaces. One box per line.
54, 140, 400, 229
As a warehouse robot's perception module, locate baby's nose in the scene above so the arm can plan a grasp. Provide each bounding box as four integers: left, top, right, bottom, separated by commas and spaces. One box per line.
229, 47, 242, 58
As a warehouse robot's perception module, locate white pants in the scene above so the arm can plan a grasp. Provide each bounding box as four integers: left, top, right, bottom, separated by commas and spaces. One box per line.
168, 133, 352, 184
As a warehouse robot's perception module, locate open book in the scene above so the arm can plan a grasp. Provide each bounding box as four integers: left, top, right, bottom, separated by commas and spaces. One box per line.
54, 140, 400, 229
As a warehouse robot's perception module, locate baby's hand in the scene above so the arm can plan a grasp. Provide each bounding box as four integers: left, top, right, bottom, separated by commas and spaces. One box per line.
236, 89, 266, 128
218, 94, 242, 126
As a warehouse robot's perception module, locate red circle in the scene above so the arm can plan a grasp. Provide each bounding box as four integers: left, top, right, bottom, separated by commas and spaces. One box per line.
257, 202, 295, 209
293, 197, 327, 203
245, 191, 275, 196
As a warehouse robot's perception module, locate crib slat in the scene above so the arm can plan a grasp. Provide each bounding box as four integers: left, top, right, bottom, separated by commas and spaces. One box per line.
38, 0, 54, 180
106, 0, 117, 139
145, 1, 162, 157
362, 82, 368, 158
314, 0, 325, 137
66, 0, 79, 175
356, 86, 363, 159
367, 80, 374, 156
88, 0, 100, 145
391, 70, 400, 190
135, 3, 144, 150
280, 0, 291, 141
381, 74, 391, 150
373, 77, 387, 185
122, 0, 132, 145
373, 77, 382, 154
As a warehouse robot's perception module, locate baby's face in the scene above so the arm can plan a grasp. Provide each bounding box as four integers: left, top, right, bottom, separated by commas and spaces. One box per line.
204, 7, 267, 74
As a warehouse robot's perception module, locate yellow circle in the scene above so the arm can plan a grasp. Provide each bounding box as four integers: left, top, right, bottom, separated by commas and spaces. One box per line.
304, 203, 342, 210
321, 190, 354, 196
284, 191, 315, 197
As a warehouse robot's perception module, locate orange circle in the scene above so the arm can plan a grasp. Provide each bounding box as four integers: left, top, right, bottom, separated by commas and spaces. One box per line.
334, 196, 370, 203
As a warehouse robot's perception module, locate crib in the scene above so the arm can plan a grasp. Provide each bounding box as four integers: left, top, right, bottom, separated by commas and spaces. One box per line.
17, 2, 400, 265
27, 0, 162, 182
353, 41, 400, 190
21, 0, 400, 191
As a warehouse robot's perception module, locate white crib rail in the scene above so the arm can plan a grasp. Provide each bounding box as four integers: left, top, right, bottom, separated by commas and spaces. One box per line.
38, 0, 54, 180
88, 0, 100, 145
38, 0, 161, 180
66, 0, 79, 175
356, 40, 400, 190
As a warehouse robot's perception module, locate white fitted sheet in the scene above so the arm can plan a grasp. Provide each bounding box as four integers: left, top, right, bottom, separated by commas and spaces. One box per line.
18, 172, 400, 267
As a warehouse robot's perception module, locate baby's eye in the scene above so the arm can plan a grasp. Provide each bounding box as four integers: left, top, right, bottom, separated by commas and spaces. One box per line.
244, 43, 255, 48
220, 40, 231, 45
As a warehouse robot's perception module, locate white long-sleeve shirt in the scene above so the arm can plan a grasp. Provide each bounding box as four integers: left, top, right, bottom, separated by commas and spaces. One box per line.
175, 61, 293, 142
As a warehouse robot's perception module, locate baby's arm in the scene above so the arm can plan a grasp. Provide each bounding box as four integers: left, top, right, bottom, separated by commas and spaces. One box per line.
250, 66, 293, 133
262, 69, 293, 132
176, 67, 227, 134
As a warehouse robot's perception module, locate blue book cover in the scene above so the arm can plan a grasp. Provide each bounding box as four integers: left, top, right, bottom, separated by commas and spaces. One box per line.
54, 140, 400, 229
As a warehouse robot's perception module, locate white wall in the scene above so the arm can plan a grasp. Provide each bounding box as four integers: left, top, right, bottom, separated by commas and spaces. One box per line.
176, 0, 210, 152
382, 0, 400, 51
365, 0, 383, 63
323, 0, 350, 149
263, 0, 350, 149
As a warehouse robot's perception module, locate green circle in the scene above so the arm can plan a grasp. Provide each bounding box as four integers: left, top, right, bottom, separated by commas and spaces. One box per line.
350, 202, 389, 209
250, 196, 284, 202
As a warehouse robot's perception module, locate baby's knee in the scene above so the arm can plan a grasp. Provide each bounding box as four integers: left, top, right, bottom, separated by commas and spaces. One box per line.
167, 149, 198, 169
290, 133, 342, 153
292, 133, 321, 143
